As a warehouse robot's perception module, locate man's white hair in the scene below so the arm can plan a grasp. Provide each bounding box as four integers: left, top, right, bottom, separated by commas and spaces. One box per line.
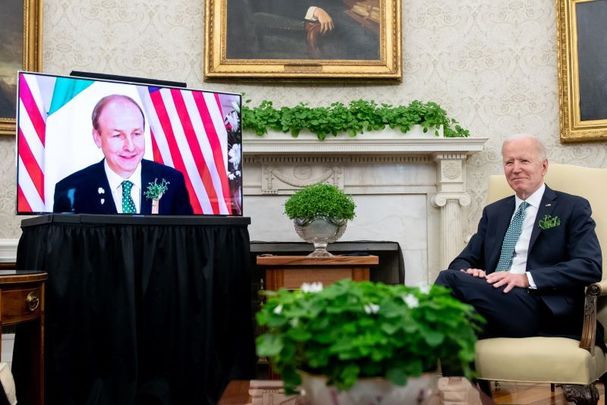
502, 133, 547, 161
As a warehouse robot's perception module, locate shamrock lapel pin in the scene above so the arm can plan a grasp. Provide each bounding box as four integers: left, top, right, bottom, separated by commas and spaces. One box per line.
538, 214, 560, 230
145, 178, 170, 214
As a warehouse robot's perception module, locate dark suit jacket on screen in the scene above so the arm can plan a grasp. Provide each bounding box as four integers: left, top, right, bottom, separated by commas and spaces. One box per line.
53, 159, 193, 215
449, 185, 602, 321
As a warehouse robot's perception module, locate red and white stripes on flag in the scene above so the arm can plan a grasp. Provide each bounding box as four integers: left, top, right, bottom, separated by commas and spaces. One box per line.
17, 73, 46, 213
139, 87, 232, 215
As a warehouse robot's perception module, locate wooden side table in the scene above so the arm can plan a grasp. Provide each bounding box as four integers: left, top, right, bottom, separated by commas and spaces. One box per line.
257, 255, 379, 291
0, 270, 47, 405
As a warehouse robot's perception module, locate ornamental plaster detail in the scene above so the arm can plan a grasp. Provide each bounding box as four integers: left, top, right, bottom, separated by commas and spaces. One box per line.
261, 165, 344, 194
441, 161, 462, 181
243, 155, 432, 165
431, 193, 472, 208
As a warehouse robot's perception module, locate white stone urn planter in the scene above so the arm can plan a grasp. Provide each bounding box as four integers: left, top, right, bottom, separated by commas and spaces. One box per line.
299, 372, 439, 405
293, 217, 348, 257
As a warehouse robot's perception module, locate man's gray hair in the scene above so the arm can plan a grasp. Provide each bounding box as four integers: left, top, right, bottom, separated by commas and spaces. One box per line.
502, 133, 547, 161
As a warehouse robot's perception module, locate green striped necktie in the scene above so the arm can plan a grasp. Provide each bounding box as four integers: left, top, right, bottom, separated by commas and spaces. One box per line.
495, 201, 529, 271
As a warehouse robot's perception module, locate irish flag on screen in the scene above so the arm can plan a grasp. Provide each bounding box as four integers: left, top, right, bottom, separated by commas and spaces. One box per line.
18, 73, 149, 213
16, 73, 96, 213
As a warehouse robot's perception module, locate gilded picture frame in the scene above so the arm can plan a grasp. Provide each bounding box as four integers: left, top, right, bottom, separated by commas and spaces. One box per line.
204, 0, 401, 81
0, 0, 43, 136
557, 0, 607, 143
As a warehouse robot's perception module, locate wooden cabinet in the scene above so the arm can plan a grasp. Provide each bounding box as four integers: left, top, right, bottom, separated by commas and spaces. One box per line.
0, 270, 47, 405
257, 255, 379, 291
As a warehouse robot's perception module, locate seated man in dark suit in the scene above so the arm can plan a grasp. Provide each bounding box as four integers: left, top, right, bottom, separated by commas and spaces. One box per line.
53, 94, 193, 215
435, 134, 602, 345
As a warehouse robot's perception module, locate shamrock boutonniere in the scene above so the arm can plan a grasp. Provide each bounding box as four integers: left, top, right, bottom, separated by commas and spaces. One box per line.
538, 214, 561, 230
144, 178, 170, 214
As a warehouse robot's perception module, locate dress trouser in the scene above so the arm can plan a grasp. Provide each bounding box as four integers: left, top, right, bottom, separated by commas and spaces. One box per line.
435, 269, 546, 338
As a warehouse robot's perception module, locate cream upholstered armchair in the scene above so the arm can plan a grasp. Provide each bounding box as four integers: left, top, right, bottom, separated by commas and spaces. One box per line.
474, 163, 607, 404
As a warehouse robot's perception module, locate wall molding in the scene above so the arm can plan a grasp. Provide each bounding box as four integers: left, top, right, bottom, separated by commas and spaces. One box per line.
0, 239, 18, 263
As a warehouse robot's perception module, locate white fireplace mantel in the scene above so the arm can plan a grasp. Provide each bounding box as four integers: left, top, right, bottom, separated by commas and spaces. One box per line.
243, 131, 487, 155
243, 131, 488, 285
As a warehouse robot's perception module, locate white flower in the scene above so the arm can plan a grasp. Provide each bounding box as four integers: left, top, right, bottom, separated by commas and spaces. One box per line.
402, 294, 419, 309
228, 144, 241, 169
225, 109, 240, 132
98, 187, 105, 194
417, 284, 431, 294
301, 282, 323, 293
273, 304, 283, 315
364, 303, 380, 314
231, 100, 240, 113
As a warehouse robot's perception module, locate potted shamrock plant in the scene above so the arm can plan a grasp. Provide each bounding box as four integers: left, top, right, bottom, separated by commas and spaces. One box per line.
256, 279, 482, 404
284, 183, 356, 257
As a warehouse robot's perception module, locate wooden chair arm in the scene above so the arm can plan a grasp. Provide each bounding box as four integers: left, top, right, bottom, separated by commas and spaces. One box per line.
579, 282, 607, 353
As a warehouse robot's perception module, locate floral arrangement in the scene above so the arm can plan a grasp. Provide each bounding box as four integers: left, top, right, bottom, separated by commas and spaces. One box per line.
256, 280, 482, 393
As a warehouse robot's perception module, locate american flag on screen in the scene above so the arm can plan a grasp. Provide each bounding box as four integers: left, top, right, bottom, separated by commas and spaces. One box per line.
17, 73, 234, 215
17, 73, 46, 213
139, 87, 233, 215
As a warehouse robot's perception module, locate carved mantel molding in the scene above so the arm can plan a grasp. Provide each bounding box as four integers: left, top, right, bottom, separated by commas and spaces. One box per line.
243, 132, 488, 280
243, 131, 488, 156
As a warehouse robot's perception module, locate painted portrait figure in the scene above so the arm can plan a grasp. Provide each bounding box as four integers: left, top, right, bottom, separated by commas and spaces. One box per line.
227, 0, 380, 60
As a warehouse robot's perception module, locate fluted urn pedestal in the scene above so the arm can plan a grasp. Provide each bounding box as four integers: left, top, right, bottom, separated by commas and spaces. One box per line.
293, 217, 347, 257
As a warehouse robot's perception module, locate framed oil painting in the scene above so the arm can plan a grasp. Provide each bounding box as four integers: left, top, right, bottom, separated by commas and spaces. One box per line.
557, 0, 607, 143
0, 0, 42, 136
204, 0, 402, 81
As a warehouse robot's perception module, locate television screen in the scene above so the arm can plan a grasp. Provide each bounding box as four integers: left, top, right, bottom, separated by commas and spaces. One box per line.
16, 71, 242, 216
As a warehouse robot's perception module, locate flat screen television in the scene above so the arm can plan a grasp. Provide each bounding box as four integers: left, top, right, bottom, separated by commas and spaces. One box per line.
16, 71, 242, 215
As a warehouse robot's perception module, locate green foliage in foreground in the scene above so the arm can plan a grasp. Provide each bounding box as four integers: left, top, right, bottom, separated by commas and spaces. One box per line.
256, 280, 483, 393
242, 99, 470, 140
284, 183, 355, 221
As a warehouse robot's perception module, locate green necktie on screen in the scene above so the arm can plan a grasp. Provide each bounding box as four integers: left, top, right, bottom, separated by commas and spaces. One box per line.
495, 201, 529, 271
121, 180, 136, 214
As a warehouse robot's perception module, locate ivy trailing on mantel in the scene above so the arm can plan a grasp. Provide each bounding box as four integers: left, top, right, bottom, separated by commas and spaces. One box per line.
241, 99, 470, 140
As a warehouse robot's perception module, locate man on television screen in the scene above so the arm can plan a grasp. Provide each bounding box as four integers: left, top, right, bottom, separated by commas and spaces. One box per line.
53, 94, 193, 215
